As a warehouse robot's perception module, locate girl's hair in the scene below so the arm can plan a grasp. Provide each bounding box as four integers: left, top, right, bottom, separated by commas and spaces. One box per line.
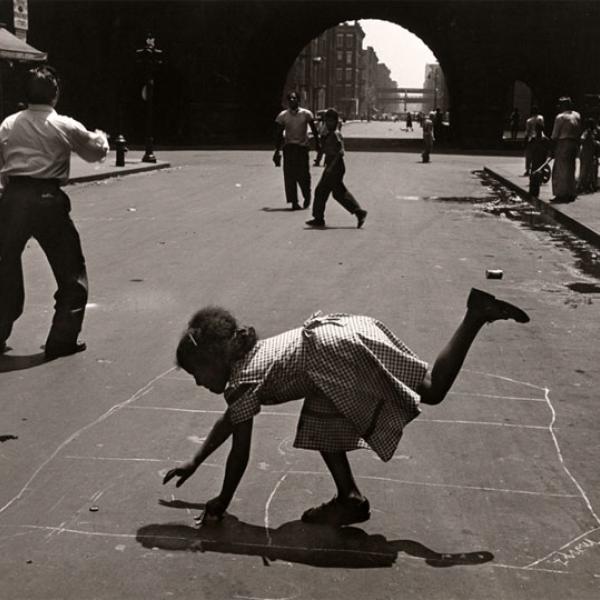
176, 306, 257, 372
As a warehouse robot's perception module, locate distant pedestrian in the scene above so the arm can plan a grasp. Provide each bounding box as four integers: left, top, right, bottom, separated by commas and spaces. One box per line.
550, 96, 581, 203
305, 108, 367, 229
509, 108, 520, 140
163, 288, 529, 526
433, 108, 444, 143
273, 92, 321, 210
528, 122, 551, 197
0, 66, 108, 359
406, 112, 413, 132
422, 111, 435, 163
313, 111, 326, 167
523, 106, 545, 176
577, 118, 599, 194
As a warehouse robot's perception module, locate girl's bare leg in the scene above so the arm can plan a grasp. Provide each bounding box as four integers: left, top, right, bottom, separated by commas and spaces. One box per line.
418, 288, 529, 405
319, 451, 364, 501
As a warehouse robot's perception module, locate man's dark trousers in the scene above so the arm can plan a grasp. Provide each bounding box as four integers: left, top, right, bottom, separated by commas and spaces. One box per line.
282, 144, 311, 207
312, 158, 361, 221
0, 178, 88, 349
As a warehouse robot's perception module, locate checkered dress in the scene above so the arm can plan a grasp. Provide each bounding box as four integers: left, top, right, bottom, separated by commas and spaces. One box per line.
223, 313, 428, 461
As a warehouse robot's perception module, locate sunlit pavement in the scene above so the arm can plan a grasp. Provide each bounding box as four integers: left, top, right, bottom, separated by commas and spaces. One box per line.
1, 150, 600, 599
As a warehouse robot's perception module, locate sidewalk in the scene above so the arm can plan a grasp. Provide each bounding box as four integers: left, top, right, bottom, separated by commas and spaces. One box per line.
68, 150, 170, 184
484, 158, 600, 249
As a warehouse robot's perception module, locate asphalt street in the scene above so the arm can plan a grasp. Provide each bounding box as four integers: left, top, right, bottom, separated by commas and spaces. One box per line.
1, 148, 599, 599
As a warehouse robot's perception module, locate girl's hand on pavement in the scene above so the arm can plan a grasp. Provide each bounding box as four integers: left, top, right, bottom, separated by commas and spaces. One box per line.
162, 462, 197, 487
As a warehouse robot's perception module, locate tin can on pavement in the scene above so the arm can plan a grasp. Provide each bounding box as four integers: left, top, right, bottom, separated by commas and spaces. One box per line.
486, 269, 504, 279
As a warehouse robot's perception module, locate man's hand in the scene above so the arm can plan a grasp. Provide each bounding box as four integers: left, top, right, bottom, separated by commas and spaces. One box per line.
162, 462, 197, 487
272, 150, 281, 167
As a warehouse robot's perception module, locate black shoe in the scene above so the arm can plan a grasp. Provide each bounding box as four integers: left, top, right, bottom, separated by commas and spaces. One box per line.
303, 199, 311, 209
305, 218, 325, 227
291, 203, 301, 210
0, 341, 9, 354
45, 340, 87, 360
467, 289, 529, 323
356, 209, 368, 229
301, 496, 371, 527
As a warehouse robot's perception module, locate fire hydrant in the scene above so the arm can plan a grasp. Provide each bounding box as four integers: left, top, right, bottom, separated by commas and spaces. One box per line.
115, 134, 128, 167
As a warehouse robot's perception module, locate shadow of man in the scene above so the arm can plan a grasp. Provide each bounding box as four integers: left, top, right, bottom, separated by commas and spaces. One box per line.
0, 351, 46, 373
138, 505, 493, 569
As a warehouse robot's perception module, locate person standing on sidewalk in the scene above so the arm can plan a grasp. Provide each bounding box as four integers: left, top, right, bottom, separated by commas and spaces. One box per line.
550, 96, 581, 203
273, 92, 321, 210
305, 108, 367, 229
577, 118, 600, 194
422, 111, 435, 163
523, 106, 545, 176
0, 66, 108, 359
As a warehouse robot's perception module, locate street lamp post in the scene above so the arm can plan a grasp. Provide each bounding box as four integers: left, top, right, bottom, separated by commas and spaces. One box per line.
136, 33, 162, 163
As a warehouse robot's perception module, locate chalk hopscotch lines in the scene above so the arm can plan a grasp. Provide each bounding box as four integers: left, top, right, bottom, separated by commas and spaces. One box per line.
0, 367, 176, 518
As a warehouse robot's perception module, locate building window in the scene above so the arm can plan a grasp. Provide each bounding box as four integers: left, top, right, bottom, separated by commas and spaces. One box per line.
346, 51, 352, 65
336, 33, 344, 48
346, 34, 353, 47
336, 50, 343, 62
345, 68, 352, 82
336, 68, 343, 83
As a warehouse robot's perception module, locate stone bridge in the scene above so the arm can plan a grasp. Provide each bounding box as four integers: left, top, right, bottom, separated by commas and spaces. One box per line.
7, 0, 600, 147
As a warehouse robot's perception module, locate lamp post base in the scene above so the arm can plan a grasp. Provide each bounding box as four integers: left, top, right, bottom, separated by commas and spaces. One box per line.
142, 152, 157, 163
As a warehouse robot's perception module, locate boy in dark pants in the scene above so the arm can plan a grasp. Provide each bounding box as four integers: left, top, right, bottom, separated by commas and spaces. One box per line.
306, 108, 367, 229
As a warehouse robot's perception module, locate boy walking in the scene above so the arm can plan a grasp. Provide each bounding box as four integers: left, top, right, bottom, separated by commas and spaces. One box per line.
305, 108, 367, 229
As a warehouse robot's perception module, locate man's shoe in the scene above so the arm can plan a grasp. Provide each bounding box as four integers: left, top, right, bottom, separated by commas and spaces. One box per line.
301, 496, 370, 527
303, 199, 311, 209
45, 340, 87, 361
356, 209, 368, 229
305, 218, 325, 227
467, 289, 529, 323
0, 341, 9, 354
291, 203, 301, 210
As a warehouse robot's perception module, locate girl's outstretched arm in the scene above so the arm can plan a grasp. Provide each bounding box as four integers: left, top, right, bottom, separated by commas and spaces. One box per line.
214, 418, 253, 511
162, 412, 235, 487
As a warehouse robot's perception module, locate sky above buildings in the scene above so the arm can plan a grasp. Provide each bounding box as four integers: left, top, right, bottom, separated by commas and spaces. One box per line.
359, 19, 438, 87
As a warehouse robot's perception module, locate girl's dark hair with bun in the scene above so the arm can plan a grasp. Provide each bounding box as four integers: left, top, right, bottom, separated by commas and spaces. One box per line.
176, 306, 257, 372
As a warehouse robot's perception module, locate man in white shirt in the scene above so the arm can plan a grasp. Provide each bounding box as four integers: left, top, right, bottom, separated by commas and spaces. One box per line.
273, 92, 320, 210
550, 96, 581, 203
0, 66, 109, 359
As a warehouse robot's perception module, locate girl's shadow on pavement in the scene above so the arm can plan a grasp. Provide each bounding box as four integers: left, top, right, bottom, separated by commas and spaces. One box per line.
139, 502, 493, 569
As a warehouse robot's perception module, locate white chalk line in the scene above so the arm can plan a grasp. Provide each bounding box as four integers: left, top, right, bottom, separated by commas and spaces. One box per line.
130, 405, 552, 430
58, 454, 577, 499
447, 391, 546, 402
466, 370, 600, 570
525, 526, 600, 570
416, 418, 550, 430
0, 367, 176, 518
264, 473, 288, 546
289, 470, 578, 499
462, 369, 546, 391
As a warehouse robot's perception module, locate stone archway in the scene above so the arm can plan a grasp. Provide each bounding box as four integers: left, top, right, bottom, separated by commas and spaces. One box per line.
18, 1, 600, 148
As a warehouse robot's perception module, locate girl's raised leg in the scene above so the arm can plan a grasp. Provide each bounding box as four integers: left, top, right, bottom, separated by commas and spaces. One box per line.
418, 288, 529, 405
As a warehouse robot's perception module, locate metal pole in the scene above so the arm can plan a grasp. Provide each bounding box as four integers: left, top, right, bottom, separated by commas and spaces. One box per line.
142, 74, 156, 163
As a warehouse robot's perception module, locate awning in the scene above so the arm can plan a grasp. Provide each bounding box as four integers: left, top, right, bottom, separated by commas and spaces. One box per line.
0, 27, 46, 62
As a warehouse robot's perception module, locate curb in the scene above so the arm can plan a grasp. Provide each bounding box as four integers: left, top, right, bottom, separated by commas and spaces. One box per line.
67, 161, 171, 185
483, 167, 600, 250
